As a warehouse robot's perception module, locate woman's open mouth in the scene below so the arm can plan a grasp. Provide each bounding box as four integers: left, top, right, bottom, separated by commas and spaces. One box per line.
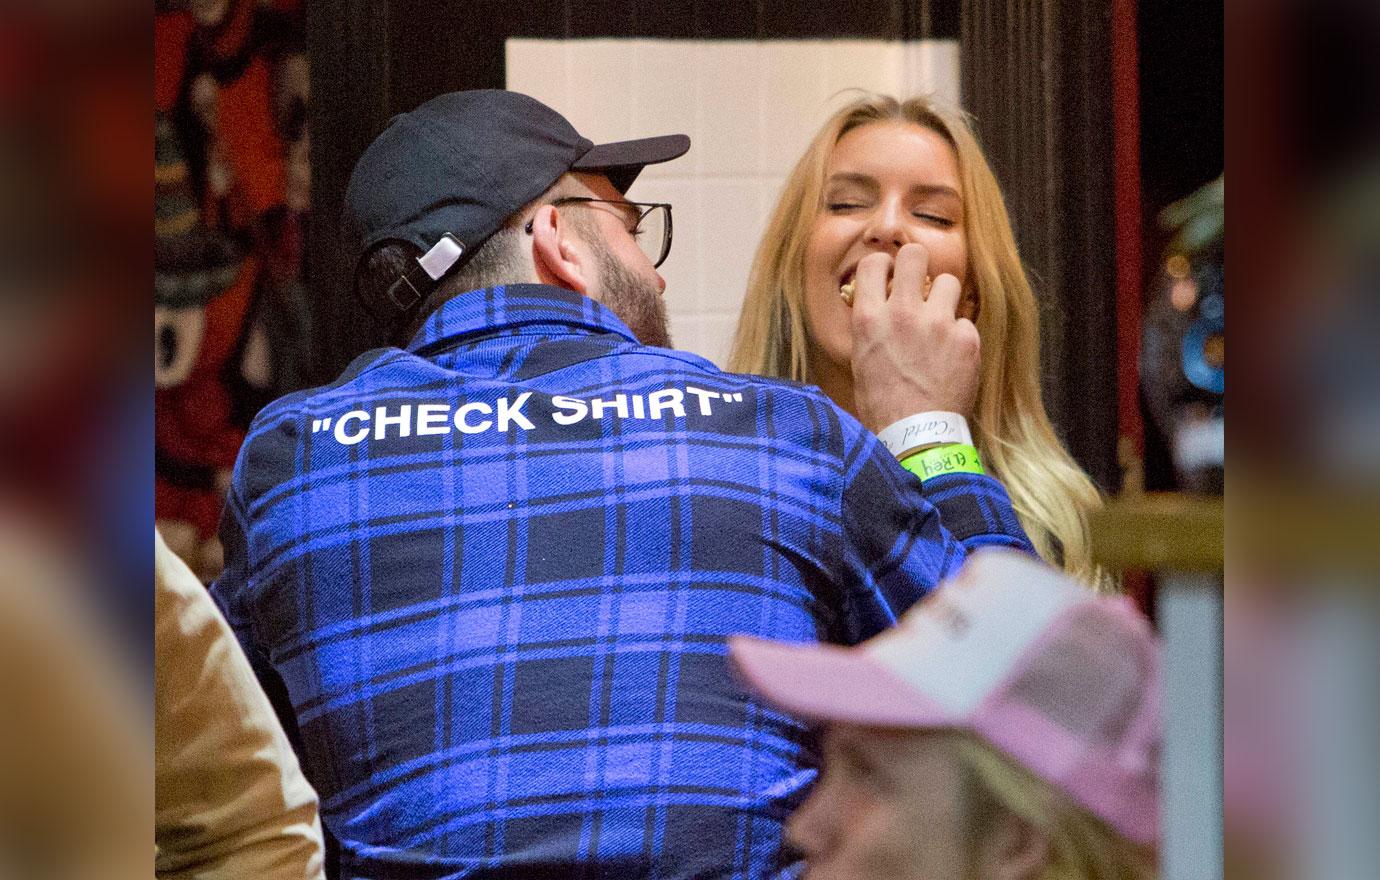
837, 266, 857, 305
836, 266, 931, 307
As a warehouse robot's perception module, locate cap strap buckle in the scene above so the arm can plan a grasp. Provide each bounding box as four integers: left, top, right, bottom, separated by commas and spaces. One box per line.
386, 233, 466, 312
387, 272, 425, 311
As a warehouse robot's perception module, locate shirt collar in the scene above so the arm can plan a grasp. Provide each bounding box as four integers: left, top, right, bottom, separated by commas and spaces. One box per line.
405, 284, 640, 355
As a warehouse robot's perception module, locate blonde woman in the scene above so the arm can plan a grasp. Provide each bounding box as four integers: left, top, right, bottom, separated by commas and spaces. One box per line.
730, 550, 1160, 879
729, 94, 1105, 585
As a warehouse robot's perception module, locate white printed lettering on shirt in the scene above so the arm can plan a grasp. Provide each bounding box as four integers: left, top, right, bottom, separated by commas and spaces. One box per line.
648, 388, 685, 419
685, 386, 720, 415
416, 403, 450, 435
454, 402, 493, 434
497, 392, 535, 431
317, 386, 746, 445
551, 395, 588, 425
590, 394, 629, 420
374, 404, 412, 440
335, 410, 370, 445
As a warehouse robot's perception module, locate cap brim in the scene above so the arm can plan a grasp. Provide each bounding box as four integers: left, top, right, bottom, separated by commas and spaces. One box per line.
572, 133, 691, 193
728, 636, 955, 729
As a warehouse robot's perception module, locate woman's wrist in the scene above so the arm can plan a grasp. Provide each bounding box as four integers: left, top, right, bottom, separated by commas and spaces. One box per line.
898, 443, 986, 481
876, 412, 973, 460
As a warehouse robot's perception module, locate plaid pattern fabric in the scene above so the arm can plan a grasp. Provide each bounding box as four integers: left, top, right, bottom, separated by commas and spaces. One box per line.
212, 284, 1034, 879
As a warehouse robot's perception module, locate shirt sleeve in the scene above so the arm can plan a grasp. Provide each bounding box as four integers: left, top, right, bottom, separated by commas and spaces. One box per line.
833, 434, 1035, 643
207, 480, 262, 665
155, 529, 326, 880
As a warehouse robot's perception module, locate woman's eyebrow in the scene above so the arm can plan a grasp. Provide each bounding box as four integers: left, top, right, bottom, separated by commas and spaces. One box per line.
910, 183, 961, 200
827, 174, 959, 202
824, 172, 879, 192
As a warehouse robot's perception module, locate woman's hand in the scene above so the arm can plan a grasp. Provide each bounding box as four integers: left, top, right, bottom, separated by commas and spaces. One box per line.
848, 243, 981, 433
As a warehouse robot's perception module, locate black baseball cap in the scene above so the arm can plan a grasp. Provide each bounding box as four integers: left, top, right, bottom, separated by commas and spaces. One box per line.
343, 89, 690, 311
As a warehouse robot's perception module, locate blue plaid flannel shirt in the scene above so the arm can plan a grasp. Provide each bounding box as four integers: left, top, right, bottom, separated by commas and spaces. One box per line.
212, 284, 1034, 879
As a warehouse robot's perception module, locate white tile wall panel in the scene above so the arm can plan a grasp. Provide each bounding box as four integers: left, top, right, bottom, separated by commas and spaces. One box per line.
666, 314, 703, 360
697, 178, 769, 318
695, 42, 764, 178
506, 40, 571, 119
561, 39, 635, 144
632, 41, 702, 178
667, 314, 737, 368
901, 40, 961, 100
698, 314, 742, 368
758, 41, 831, 176
507, 37, 960, 367
825, 40, 904, 101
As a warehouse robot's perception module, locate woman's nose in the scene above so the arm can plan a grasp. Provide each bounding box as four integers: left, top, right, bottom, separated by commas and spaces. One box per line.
862, 203, 908, 251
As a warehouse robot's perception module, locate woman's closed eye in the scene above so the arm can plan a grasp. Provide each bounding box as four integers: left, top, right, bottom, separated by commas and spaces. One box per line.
914, 212, 956, 227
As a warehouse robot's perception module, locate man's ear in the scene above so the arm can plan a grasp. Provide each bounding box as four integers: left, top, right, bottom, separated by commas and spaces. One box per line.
530, 204, 590, 295
979, 812, 1051, 880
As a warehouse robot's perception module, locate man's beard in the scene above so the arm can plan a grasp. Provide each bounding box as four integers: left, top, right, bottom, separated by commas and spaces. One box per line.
592, 245, 673, 349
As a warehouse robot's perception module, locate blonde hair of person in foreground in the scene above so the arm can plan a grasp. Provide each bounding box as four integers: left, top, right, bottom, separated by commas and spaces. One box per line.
728, 92, 1107, 587
950, 730, 1156, 879
783, 727, 1156, 880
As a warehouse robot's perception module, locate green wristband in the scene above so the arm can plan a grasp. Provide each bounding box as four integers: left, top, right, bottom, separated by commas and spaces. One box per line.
899, 443, 985, 481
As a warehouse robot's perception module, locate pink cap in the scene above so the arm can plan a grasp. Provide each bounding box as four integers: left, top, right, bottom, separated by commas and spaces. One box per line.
729, 549, 1161, 847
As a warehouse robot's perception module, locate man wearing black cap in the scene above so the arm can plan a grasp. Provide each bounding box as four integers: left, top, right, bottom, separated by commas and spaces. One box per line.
211, 89, 1034, 879
342, 89, 686, 349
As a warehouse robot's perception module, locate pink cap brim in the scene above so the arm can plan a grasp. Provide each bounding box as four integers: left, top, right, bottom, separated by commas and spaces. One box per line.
728, 636, 954, 728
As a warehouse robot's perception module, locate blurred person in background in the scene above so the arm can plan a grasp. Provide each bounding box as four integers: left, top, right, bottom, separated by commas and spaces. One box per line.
0, 1, 145, 562
1227, 1, 1380, 876
0, 508, 146, 880
0, 10, 149, 875
156, 529, 325, 879
731, 549, 1160, 880
729, 93, 1107, 587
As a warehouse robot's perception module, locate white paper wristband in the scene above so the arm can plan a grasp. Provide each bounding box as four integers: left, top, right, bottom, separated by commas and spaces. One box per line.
876, 412, 972, 459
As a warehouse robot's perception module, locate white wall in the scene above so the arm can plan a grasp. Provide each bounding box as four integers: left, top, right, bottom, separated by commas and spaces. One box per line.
507, 38, 959, 365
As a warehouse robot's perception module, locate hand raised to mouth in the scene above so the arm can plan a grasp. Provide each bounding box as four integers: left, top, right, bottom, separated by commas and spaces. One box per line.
838, 273, 932, 306
847, 243, 980, 432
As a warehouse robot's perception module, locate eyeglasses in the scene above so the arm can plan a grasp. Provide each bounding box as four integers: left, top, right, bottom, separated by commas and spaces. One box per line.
525, 197, 674, 268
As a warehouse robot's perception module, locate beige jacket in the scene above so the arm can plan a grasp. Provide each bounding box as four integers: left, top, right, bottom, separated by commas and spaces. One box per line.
155, 530, 325, 880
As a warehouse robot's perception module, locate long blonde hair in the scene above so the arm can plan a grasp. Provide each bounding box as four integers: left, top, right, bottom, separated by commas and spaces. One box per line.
728, 93, 1106, 586
945, 732, 1157, 880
